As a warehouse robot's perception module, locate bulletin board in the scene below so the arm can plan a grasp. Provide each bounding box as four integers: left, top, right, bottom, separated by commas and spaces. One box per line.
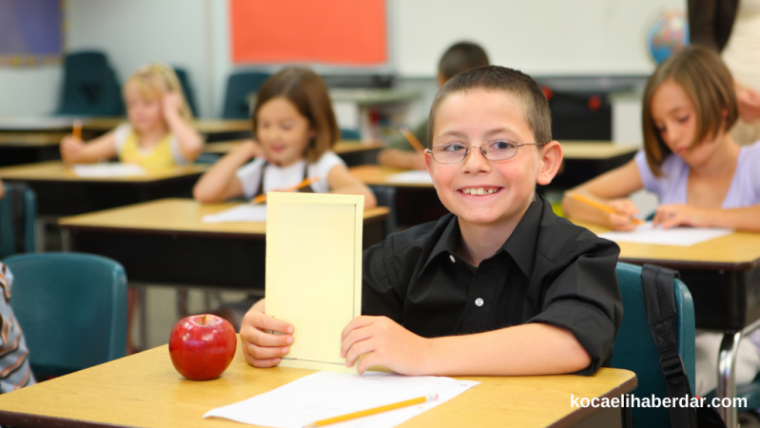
0, 0, 64, 67
230, 0, 387, 65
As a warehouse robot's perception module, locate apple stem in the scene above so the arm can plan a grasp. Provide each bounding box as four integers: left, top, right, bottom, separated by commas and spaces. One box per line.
200, 315, 206, 325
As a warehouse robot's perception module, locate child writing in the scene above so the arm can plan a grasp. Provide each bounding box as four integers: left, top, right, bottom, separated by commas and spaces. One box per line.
562, 45, 760, 395
378, 41, 490, 170
239, 66, 622, 376
60, 63, 203, 168
193, 67, 376, 207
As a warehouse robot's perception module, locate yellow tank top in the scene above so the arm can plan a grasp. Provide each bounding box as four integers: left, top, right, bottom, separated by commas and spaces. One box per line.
118, 130, 178, 169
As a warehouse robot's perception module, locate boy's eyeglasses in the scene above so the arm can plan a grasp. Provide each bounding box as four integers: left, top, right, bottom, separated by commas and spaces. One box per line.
425, 140, 546, 164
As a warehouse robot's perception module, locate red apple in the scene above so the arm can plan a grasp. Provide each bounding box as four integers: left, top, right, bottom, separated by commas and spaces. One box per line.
169, 314, 237, 380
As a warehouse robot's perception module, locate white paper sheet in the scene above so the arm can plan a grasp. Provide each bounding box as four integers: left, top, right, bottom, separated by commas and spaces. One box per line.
201, 204, 268, 223
204, 371, 479, 428
599, 222, 732, 246
71, 163, 147, 177
386, 171, 433, 184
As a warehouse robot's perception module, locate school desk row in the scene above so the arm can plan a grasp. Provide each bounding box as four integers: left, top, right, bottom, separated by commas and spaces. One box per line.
0, 340, 637, 428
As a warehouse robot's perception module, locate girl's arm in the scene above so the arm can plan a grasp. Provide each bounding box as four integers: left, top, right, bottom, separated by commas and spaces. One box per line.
326, 164, 377, 208
562, 159, 645, 230
377, 149, 427, 170
163, 93, 203, 161
653, 204, 760, 232
193, 141, 260, 203
60, 131, 118, 164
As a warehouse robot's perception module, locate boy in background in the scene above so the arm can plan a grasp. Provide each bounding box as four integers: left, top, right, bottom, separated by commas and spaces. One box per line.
378, 41, 490, 170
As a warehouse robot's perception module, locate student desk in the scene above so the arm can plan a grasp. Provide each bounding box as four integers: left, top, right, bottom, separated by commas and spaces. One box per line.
0, 342, 637, 428
574, 220, 760, 427
58, 198, 390, 291
0, 161, 207, 217
203, 140, 384, 166
0, 132, 66, 167
0, 117, 251, 142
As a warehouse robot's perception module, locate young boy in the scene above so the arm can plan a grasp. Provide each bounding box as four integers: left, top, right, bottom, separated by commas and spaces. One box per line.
240, 66, 622, 376
378, 41, 489, 170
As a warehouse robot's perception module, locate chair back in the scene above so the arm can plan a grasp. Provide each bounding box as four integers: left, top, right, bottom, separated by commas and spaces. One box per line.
57, 51, 124, 116
0, 183, 36, 258
369, 186, 396, 235
612, 262, 696, 427
222, 72, 271, 119
2, 253, 127, 378
173, 67, 199, 117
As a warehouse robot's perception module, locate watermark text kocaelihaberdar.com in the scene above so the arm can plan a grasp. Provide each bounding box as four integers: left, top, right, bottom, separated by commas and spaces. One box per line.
571, 394, 747, 409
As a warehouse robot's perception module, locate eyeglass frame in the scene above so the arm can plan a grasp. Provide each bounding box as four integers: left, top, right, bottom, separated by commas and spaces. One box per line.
424, 140, 547, 165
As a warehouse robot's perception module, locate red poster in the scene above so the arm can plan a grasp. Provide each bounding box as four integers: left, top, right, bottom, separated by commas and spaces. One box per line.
230, 0, 387, 65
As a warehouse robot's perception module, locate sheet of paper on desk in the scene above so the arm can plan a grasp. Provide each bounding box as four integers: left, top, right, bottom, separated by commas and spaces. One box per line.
201, 204, 267, 223
386, 170, 433, 184
599, 222, 732, 246
266, 193, 364, 373
71, 163, 147, 177
203, 371, 479, 428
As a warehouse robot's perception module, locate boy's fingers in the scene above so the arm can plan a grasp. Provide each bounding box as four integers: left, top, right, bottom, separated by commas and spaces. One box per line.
250, 328, 293, 347
340, 326, 374, 357
245, 341, 290, 360
341, 316, 375, 341
253, 313, 294, 335
344, 337, 375, 368
243, 352, 280, 368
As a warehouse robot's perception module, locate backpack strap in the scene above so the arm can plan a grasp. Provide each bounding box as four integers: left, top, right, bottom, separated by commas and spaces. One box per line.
641, 263, 697, 428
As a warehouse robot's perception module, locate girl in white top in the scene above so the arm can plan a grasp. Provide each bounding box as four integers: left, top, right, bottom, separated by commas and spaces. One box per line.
193, 67, 376, 207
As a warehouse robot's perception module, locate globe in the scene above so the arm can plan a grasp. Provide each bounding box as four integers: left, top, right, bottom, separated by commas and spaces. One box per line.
647, 10, 690, 64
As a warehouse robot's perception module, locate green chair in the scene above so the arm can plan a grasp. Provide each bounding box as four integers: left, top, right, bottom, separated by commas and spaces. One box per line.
173, 67, 199, 117
222, 71, 271, 119
57, 51, 124, 116
0, 183, 36, 258
2, 253, 127, 379
612, 262, 696, 427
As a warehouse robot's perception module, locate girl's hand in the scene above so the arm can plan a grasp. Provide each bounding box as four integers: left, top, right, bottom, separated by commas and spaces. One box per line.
606, 198, 640, 231
239, 301, 294, 368
653, 204, 711, 229
340, 316, 431, 375
60, 135, 84, 162
235, 140, 264, 160
736, 81, 760, 122
161, 92, 184, 120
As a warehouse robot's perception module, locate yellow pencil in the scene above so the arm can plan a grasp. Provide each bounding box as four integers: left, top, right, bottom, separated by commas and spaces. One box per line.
252, 176, 321, 204
569, 193, 643, 225
303, 394, 438, 428
72, 119, 82, 140
399, 126, 425, 153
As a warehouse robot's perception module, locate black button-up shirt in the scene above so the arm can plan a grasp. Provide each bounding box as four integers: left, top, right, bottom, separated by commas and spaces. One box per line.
362, 195, 622, 375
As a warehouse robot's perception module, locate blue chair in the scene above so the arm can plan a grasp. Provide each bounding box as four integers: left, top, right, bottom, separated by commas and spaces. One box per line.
369, 186, 397, 235
340, 129, 362, 140
611, 262, 696, 427
2, 253, 127, 379
0, 183, 36, 258
173, 67, 199, 117
57, 51, 124, 116
222, 72, 271, 119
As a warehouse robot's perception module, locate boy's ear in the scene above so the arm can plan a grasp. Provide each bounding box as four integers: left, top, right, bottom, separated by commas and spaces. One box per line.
536, 141, 563, 186
424, 150, 437, 189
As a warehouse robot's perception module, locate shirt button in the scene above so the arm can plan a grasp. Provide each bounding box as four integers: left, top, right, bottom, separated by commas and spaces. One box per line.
449, 255, 456, 263
475, 298, 484, 307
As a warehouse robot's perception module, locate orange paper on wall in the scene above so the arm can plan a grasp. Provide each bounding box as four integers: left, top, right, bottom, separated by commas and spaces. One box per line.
230, 0, 387, 65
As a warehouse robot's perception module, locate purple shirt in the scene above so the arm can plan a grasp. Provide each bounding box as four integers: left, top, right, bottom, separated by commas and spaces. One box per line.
634, 141, 760, 207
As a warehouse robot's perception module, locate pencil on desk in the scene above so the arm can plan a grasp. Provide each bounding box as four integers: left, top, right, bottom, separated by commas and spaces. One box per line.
303, 394, 438, 428
569, 193, 643, 225
73, 120, 82, 140
399, 126, 425, 153
252, 176, 321, 204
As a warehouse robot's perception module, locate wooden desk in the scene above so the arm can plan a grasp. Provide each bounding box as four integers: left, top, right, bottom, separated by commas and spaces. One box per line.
0, 161, 207, 216
0, 117, 251, 142
59, 198, 390, 290
0, 342, 637, 428
204, 140, 384, 166
573, 220, 760, 427
0, 132, 65, 167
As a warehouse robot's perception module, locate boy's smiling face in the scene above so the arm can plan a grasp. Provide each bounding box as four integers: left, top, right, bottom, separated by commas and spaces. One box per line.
425, 89, 561, 230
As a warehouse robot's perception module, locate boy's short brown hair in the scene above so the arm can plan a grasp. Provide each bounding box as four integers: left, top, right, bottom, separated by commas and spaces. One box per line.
252, 67, 339, 163
428, 65, 552, 147
438, 42, 490, 81
642, 45, 738, 176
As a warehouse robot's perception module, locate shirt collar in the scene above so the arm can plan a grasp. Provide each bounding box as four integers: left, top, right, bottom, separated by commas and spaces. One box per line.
418, 196, 545, 278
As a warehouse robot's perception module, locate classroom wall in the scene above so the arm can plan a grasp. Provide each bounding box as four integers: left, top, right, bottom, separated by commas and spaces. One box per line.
0, 67, 61, 116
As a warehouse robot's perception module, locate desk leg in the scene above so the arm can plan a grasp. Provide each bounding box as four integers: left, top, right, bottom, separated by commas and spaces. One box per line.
177, 288, 189, 319
138, 286, 148, 352
717, 331, 742, 428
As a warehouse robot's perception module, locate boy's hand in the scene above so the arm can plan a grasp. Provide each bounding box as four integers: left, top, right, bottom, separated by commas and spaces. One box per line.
653, 203, 709, 229
239, 301, 294, 368
60, 135, 83, 162
340, 316, 431, 375
161, 92, 184, 120
606, 199, 640, 231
